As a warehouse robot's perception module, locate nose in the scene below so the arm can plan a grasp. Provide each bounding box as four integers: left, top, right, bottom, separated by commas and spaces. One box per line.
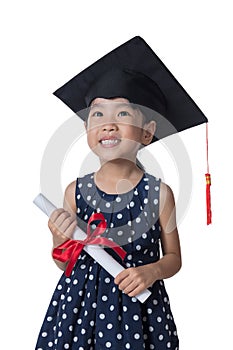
102, 122, 118, 132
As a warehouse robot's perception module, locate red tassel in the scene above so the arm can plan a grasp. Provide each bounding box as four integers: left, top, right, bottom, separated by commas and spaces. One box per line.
205, 124, 212, 225
205, 173, 212, 224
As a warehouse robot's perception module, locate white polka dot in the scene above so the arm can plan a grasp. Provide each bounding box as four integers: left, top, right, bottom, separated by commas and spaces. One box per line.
110, 305, 114, 311
78, 183, 82, 188
154, 198, 158, 205
47, 316, 53, 322
52, 300, 58, 306
145, 185, 149, 190
155, 186, 159, 191
105, 277, 111, 283
98, 331, 103, 338
123, 306, 127, 312
134, 333, 140, 339
77, 207, 81, 213
153, 299, 158, 305
127, 254, 132, 260
107, 323, 113, 329
67, 296, 72, 302
126, 343, 131, 349
134, 189, 138, 195
69, 325, 73, 331
64, 344, 70, 349
149, 326, 154, 332
136, 217, 141, 223
73, 308, 78, 314
80, 264, 86, 269
117, 230, 123, 236
159, 334, 164, 341
58, 331, 62, 337
116, 196, 121, 202
133, 314, 139, 321
130, 201, 135, 207
81, 328, 86, 335
142, 233, 147, 239
127, 220, 132, 226
167, 342, 171, 348
57, 284, 62, 290
42, 332, 47, 337
84, 310, 88, 316
73, 279, 78, 285
117, 213, 123, 219
87, 195, 91, 201
73, 336, 78, 342
102, 295, 108, 301
87, 183, 92, 187
136, 245, 141, 251
128, 237, 133, 243
90, 320, 94, 326
117, 333, 122, 339
48, 342, 53, 347
89, 274, 94, 280
106, 342, 112, 348
157, 316, 162, 322
112, 286, 116, 293
106, 202, 111, 208
144, 198, 148, 204
125, 324, 129, 330
99, 313, 105, 320
131, 297, 137, 303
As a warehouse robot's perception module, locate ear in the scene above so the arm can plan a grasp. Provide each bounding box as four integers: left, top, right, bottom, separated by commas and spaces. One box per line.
142, 121, 156, 145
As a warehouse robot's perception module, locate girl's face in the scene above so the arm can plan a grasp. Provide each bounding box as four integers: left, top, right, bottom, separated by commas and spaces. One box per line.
85, 97, 156, 164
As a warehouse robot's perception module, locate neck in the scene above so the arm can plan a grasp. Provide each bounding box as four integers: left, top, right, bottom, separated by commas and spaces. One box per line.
94, 159, 144, 194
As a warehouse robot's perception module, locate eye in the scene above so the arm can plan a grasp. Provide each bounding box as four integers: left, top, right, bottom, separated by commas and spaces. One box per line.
92, 111, 103, 117
118, 111, 130, 117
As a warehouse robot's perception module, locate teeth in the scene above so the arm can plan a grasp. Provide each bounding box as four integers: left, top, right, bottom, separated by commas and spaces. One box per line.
101, 139, 119, 145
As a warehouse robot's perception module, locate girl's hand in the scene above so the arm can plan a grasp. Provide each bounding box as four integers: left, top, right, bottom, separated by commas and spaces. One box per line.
114, 264, 158, 297
48, 208, 77, 248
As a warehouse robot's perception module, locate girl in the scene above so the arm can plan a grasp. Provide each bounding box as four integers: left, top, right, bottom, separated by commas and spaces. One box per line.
35, 36, 207, 350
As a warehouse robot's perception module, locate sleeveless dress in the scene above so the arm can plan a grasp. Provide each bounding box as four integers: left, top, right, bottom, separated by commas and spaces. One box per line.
35, 172, 179, 350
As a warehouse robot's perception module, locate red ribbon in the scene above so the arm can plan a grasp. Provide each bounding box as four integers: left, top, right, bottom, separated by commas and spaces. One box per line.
52, 212, 126, 277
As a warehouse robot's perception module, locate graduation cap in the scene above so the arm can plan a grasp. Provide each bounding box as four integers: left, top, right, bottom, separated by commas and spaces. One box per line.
53, 36, 211, 224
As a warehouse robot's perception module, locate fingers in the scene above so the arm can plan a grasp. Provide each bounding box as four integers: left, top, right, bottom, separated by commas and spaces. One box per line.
114, 267, 150, 297
48, 208, 77, 240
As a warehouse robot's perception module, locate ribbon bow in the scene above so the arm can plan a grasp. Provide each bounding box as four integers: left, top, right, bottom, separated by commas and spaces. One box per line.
52, 212, 126, 277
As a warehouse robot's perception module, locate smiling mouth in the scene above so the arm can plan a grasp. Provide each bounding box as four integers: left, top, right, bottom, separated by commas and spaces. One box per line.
100, 139, 121, 147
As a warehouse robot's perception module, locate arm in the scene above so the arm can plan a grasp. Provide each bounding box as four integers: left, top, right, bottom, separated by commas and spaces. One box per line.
114, 182, 181, 297
48, 180, 77, 271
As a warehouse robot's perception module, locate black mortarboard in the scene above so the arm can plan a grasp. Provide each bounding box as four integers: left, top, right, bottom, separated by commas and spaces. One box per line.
53, 36, 211, 224
54, 36, 208, 142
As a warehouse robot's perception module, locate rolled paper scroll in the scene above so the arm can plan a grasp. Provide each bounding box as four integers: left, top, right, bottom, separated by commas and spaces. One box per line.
33, 193, 151, 303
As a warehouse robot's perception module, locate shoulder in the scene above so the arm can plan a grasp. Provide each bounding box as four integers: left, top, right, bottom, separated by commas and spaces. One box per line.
159, 181, 177, 234
159, 182, 175, 206
63, 180, 77, 214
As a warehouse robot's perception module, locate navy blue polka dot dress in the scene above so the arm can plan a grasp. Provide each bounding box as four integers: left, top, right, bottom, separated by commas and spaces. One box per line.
35, 172, 179, 350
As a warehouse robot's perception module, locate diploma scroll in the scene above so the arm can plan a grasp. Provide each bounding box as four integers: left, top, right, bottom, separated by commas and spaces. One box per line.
33, 193, 151, 303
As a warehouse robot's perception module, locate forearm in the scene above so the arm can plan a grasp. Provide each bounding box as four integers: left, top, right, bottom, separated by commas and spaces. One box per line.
151, 253, 182, 281
51, 248, 67, 271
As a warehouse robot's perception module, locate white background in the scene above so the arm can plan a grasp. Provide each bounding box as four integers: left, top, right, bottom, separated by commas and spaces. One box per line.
1, 1, 232, 349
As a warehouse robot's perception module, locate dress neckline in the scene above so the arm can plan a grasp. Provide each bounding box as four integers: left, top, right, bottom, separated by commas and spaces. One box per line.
91, 171, 146, 197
